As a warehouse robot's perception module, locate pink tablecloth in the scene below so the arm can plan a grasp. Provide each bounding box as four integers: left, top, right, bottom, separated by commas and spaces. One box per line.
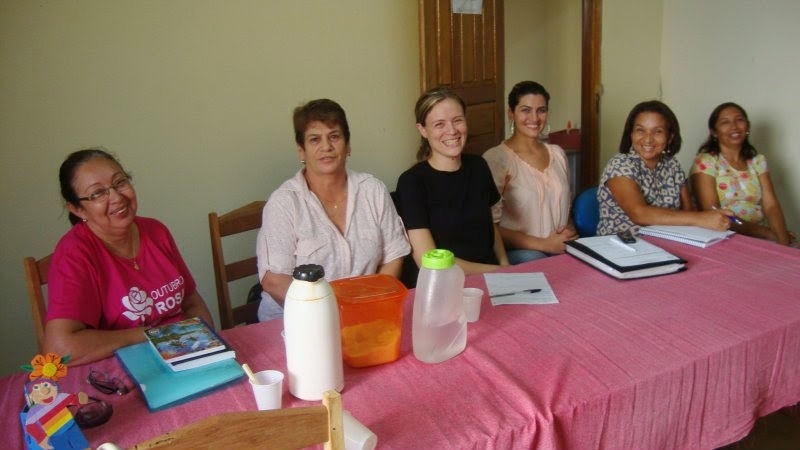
3, 235, 799, 449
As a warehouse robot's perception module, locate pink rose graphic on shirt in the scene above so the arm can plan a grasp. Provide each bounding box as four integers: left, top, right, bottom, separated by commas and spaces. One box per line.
121, 286, 154, 322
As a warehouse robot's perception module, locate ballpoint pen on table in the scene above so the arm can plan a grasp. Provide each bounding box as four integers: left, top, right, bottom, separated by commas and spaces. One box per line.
711, 205, 743, 225
490, 288, 542, 298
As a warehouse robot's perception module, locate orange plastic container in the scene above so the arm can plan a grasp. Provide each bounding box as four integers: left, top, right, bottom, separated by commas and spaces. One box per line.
330, 274, 408, 368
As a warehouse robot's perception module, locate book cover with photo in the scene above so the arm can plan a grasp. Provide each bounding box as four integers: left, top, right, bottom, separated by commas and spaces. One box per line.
145, 317, 235, 371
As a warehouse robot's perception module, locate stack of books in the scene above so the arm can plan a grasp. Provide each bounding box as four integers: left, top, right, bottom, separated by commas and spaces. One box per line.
565, 235, 687, 279
115, 317, 243, 411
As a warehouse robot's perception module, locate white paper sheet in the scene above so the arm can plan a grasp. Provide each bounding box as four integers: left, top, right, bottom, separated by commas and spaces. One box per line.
452, 0, 483, 15
483, 272, 558, 306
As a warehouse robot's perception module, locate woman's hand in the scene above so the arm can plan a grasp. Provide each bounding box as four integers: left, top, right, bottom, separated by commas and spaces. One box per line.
541, 227, 580, 254
44, 319, 147, 366
698, 209, 734, 231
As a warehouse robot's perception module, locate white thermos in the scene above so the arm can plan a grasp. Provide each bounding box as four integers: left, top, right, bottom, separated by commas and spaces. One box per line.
283, 264, 344, 400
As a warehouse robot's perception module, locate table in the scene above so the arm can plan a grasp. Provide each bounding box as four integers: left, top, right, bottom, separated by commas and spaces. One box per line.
3, 235, 800, 449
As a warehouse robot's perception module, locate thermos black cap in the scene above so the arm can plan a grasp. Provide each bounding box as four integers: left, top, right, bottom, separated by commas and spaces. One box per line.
292, 264, 325, 282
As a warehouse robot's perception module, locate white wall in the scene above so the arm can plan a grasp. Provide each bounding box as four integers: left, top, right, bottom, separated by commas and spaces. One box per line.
0, 0, 419, 376
599, 0, 664, 165
661, 0, 800, 229
599, 0, 799, 232
505, 0, 582, 134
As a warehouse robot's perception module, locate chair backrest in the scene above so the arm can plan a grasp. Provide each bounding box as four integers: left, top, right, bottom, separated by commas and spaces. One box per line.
132, 390, 344, 450
24, 254, 52, 352
572, 186, 600, 237
208, 201, 266, 329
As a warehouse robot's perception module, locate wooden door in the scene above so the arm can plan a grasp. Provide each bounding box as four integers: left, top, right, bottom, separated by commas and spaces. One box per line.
419, 0, 504, 156
420, 0, 601, 187
581, 0, 601, 189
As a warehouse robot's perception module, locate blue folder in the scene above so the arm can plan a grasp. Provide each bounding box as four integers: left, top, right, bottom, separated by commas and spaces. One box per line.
115, 342, 244, 412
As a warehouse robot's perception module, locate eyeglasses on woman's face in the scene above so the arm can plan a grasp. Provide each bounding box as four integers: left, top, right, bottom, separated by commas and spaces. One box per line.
87, 369, 130, 396
77, 176, 133, 203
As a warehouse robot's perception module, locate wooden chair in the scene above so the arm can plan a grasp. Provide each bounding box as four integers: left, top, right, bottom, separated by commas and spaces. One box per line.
132, 390, 344, 450
208, 201, 266, 329
24, 254, 53, 352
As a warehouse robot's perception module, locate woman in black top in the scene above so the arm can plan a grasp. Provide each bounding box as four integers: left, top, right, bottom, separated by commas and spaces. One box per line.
396, 87, 508, 283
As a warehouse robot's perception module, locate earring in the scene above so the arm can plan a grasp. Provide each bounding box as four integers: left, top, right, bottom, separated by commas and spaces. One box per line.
82, 218, 88, 223
300, 160, 306, 165
541, 124, 551, 139
746, 131, 750, 136
509, 122, 515, 137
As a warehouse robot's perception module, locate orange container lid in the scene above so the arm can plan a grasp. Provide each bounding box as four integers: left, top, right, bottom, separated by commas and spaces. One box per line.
330, 274, 407, 305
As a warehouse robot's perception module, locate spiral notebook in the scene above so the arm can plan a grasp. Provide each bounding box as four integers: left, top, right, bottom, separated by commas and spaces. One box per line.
638, 225, 734, 248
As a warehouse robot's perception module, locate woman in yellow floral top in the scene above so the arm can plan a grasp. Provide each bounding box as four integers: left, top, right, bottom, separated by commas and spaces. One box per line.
690, 102, 794, 246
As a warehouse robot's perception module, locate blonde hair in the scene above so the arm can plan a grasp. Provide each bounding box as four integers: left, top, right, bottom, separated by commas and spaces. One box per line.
414, 87, 466, 161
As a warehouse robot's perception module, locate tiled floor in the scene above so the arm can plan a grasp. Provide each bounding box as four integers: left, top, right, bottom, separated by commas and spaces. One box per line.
717, 406, 800, 450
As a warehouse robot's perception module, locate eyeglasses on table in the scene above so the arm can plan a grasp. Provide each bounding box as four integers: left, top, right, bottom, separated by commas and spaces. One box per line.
87, 369, 130, 396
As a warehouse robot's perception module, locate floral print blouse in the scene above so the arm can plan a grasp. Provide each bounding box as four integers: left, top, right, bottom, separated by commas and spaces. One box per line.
596, 152, 687, 235
690, 152, 768, 224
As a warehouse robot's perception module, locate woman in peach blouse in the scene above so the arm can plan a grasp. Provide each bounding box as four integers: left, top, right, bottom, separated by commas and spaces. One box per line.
483, 81, 577, 264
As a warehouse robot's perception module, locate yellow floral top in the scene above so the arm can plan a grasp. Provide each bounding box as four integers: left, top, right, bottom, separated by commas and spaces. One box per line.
691, 153, 768, 224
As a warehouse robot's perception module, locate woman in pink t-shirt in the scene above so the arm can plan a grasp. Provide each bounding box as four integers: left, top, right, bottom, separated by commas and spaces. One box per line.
45, 149, 213, 365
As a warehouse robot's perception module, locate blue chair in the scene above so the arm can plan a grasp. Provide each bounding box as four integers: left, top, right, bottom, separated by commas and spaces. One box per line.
572, 186, 599, 237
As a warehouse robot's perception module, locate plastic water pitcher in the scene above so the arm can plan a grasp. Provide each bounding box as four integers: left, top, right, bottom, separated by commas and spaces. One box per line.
283, 264, 344, 400
412, 249, 467, 363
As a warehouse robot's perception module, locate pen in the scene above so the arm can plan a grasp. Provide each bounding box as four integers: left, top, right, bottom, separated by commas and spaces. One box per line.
490, 288, 542, 298
711, 205, 743, 225
609, 236, 637, 252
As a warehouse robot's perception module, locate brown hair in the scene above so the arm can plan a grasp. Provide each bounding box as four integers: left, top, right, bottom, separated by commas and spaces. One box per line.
293, 99, 350, 147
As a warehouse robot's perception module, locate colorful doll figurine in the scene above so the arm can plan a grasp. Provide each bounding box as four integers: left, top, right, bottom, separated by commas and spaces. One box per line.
21, 353, 90, 450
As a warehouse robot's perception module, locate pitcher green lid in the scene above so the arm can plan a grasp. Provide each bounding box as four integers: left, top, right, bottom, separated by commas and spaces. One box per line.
421, 249, 455, 269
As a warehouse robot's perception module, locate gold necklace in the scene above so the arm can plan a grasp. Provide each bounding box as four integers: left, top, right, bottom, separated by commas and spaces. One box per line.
104, 229, 140, 270
317, 189, 347, 212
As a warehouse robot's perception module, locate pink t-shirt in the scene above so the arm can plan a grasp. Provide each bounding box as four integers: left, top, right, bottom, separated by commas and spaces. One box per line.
46, 217, 196, 329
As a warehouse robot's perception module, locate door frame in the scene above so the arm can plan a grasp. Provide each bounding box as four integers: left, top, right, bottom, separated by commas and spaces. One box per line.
581, 0, 601, 190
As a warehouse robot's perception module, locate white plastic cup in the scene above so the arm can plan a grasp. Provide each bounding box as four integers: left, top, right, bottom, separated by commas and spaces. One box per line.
463, 288, 483, 323
343, 410, 378, 450
96, 444, 124, 450
249, 369, 284, 410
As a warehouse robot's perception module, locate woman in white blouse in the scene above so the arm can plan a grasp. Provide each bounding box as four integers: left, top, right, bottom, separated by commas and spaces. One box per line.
255, 99, 410, 320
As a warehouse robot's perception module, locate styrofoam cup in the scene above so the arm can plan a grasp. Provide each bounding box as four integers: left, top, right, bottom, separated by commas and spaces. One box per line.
249, 369, 284, 410
343, 410, 378, 450
463, 288, 483, 323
